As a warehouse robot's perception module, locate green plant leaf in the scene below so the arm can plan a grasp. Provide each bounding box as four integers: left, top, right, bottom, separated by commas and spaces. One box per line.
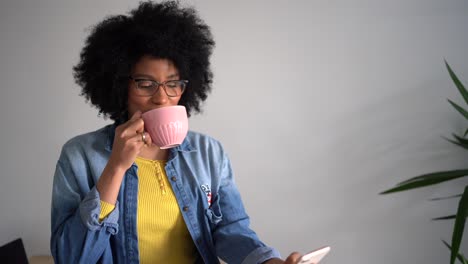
433, 214, 468, 221
450, 186, 468, 264
380, 170, 468, 194
443, 240, 468, 264
444, 136, 468, 150
464, 128, 468, 137
448, 100, 468, 120
434, 215, 457, 221
430, 194, 463, 201
443, 133, 468, 150
446, 61, 468, 105
453, 134, 468, 144
396, 169, 468, 186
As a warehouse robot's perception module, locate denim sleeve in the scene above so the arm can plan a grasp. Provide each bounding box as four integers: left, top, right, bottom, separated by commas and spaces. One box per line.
212, 153, 281, 264
50, 154, 119, 264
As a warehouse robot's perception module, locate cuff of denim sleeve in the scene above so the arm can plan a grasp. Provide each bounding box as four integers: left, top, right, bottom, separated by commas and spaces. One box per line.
242, 246, 282, 264
79, 187, 119, 234
99, 200, 116, 222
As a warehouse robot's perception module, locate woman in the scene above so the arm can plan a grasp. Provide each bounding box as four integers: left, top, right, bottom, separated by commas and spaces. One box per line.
50, 1, 301, 263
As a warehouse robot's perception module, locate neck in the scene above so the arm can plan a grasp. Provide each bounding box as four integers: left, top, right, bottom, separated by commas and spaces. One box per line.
138, 144, 169, 161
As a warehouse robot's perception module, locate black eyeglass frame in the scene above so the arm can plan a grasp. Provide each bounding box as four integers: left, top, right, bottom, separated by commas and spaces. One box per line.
129, 76, 188, 97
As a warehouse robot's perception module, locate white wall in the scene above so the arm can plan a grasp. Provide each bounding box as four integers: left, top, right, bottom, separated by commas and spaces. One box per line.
1, 0, 468, 263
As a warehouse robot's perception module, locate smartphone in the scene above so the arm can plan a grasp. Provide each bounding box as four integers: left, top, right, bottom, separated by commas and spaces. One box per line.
296, 246, 331, 264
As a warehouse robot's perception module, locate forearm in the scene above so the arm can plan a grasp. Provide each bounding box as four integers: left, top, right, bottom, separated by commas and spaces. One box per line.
96, 159, 127, 204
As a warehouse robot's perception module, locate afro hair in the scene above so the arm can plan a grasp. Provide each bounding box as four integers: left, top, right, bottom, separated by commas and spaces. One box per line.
73, 1, 215, 120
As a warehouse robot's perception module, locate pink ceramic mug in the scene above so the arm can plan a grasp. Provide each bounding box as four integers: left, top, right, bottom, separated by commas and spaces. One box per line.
142, 106, 188, 149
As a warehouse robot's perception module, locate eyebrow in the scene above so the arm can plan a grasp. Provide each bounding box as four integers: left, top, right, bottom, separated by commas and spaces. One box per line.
133, 73, 180, 80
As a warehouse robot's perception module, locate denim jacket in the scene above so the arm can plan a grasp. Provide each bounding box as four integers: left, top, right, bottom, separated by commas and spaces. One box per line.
50, 123, 280, 264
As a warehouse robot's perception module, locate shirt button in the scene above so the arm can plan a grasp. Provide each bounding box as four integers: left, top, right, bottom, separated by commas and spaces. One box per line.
183, 206, 189, 212
171, 176, 177, 181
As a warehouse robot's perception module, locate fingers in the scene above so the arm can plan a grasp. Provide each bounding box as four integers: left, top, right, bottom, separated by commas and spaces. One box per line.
115, 111, 152, 146
127, 112, 152, 146
129, 110, 142, 121
134, 131, 152, 146
126, 111, 145, 133
142, 131, 152, 146
116, 111, 144, 140
109, 111, 150, 170
284, 252, 302, 264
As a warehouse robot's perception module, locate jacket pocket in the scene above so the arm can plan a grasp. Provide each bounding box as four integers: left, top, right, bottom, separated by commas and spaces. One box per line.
205, 193, 222, 225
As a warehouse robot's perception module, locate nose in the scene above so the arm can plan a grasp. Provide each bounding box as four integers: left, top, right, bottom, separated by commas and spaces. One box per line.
151, 84, 169, 106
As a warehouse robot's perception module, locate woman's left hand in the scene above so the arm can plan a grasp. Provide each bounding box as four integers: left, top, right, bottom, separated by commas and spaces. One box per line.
263, 252, 302, 264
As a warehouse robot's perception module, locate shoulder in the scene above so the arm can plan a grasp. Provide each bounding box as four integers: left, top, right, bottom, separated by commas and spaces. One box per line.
59, 124, 113, 160
185, 130, 225, 153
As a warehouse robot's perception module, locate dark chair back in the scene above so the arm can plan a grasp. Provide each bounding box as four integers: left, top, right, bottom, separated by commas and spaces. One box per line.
0, 238, 29, 264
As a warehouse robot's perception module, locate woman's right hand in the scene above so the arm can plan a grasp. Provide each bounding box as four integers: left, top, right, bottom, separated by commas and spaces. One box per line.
97, 111, 152, 204
107, 111, 152, 171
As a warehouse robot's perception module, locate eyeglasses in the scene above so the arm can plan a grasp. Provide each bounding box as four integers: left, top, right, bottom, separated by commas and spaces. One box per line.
129, 77, 188, 97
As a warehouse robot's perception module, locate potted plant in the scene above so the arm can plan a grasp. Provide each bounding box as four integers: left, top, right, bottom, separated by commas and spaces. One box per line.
381, 61, 468, 264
